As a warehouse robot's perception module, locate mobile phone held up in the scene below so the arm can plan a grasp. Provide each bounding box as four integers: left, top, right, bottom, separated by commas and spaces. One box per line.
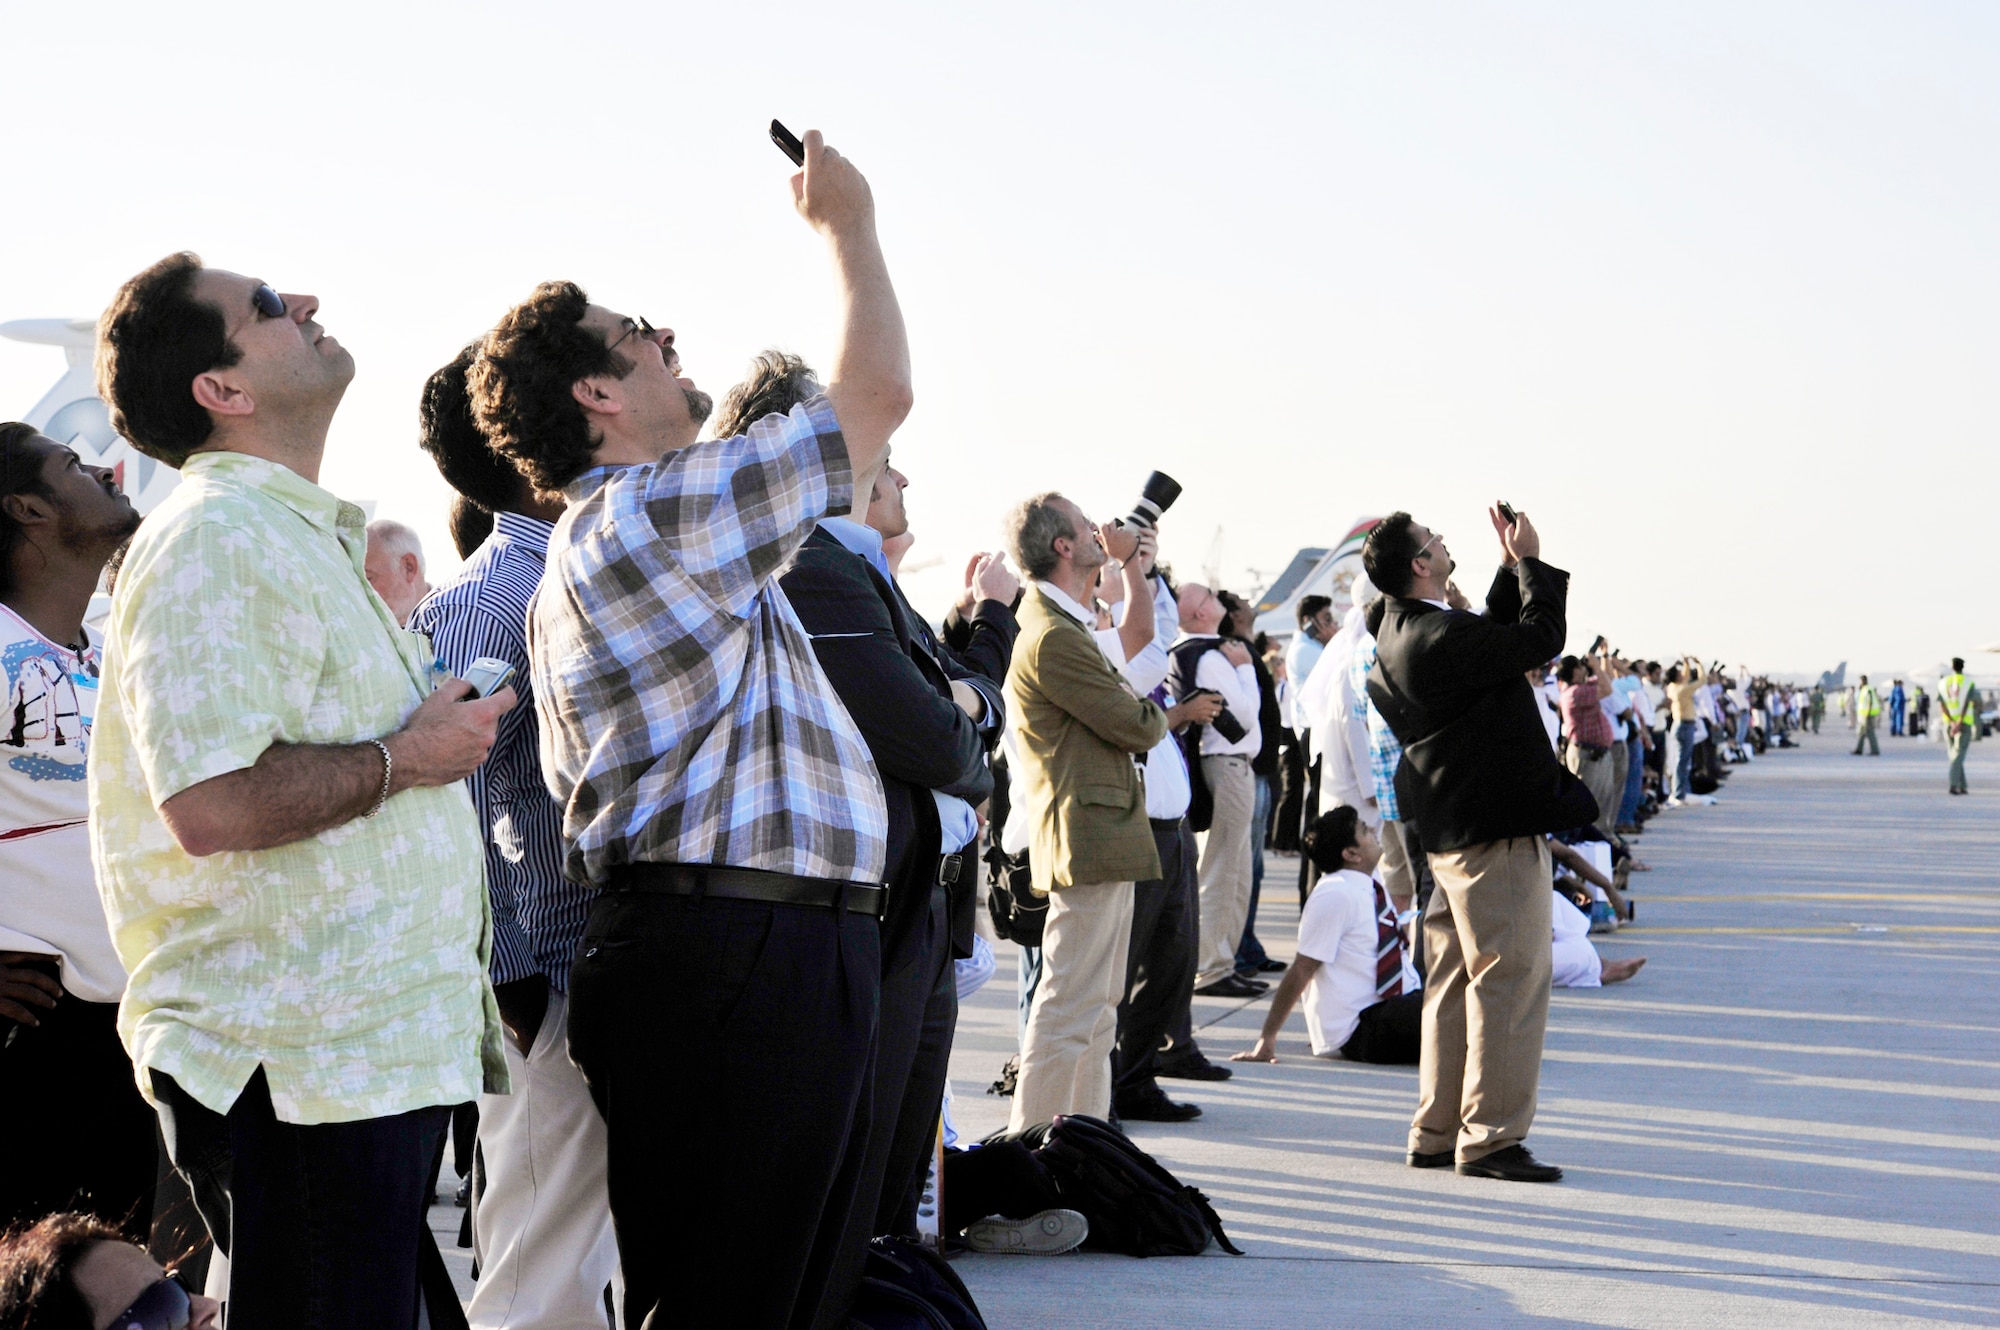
1497, 502, 1518, 527
770, 119, 805, 167
461, 657, 518, 700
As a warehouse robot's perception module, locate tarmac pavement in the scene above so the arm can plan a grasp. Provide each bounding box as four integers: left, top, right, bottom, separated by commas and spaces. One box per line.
428, 727, 2000, 1326
944, 729, 2000, 1328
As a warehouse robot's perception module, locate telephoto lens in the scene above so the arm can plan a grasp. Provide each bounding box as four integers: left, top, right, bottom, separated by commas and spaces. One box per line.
1125, 471, 1183, 530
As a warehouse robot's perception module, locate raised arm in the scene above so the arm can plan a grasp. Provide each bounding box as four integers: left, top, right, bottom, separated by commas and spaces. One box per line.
792, 129, 912, 503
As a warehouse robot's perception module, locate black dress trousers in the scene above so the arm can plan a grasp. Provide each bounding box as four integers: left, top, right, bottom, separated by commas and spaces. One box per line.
566, 890, 880, 1330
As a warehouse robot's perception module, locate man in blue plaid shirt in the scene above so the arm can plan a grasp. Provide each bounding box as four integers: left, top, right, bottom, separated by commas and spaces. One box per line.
469, 129, 911, 1330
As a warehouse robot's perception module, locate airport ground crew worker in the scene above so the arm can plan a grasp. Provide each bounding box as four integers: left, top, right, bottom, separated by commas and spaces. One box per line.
1940, 660, 1978, 795
1852, 676, 1882, 756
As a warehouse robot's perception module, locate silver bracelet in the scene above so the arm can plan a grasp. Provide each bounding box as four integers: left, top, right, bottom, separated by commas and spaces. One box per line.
364, 739, 393, 818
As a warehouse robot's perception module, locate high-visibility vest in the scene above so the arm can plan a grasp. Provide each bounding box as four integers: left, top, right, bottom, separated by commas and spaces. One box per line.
1858, 685, 1881, 718
1940, 673, 1977, 726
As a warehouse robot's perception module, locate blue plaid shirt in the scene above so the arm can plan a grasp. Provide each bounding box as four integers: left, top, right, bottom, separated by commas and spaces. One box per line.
529, 397, 888, 886
1352, 638, 1403, 822
410, 513, 586, 991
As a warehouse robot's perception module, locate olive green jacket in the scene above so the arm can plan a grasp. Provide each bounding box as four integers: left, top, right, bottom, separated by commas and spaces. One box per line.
1005, 587, 1170, 892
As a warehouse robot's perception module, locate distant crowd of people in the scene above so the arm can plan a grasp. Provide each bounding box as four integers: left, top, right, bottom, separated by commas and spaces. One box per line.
0, 128, 1803, 1330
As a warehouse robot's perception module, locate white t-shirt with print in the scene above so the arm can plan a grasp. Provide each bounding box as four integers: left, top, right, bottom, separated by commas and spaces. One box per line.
0, 604, 124, 1001
1297, 868, 1419, 1055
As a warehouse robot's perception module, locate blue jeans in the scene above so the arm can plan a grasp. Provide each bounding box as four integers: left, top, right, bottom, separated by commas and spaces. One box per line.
1617, 731, 1646, 826
1235, 775, 1275, 971
1668, 721, 1698, 800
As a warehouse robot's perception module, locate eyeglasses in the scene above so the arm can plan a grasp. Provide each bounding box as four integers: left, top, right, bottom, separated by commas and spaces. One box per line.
107, 1272, 193, 1330
606, 316, 655, 355
1414, 532, 1442, 561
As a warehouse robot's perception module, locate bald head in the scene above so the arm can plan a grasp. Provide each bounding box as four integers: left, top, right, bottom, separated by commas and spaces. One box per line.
1177, 582, 1225, 634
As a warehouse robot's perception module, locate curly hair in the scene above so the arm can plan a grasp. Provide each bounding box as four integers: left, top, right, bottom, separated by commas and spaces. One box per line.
419, 342, 523, 513
469, 281, 630, 494
0, 1212, 121, 1330
1362, 511, 1420, 599
710, 350, 820, 441
95, 252, 240, 468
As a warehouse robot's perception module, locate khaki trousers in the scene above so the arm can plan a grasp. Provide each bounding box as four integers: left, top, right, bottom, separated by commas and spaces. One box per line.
1009, 880, 1135, 1133
1411, 837, 1553, 1163
1564, 742, 1620, 834
1194, 754, 1257, 988
1377, 818, 1417, 907
468, 991, 621, 1330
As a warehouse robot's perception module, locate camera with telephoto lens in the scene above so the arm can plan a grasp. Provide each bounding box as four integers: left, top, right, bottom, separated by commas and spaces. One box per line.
1123, 471, 1182, 531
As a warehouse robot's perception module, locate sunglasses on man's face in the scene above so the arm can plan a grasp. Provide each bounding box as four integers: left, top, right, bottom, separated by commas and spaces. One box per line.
249, 283, 287, 319
107, 1272, 194, 1330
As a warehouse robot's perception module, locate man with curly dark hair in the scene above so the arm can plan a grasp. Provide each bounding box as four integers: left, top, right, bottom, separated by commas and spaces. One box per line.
469, 128, 912, 1330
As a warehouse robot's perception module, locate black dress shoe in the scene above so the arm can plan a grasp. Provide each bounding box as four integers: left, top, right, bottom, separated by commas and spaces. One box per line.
1196, 975, 1267, 999
1406, 1149, 1455, 1169
1114, 1090, 1203, 1123
1256, 958, 1288, 973
1157, 1055, 1233, 1082
1456, 1145, 1563, 1183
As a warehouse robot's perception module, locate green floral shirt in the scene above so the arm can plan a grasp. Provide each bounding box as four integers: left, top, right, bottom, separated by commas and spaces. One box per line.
89, 452, 506, 1124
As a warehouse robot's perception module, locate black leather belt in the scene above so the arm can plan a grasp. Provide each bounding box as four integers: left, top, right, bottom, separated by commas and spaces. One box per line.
604, 863, 888, 919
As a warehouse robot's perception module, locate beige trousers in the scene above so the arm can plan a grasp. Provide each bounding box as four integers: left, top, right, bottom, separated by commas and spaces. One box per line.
1009, 880, 1135, 1132
468, 991, 621, 1330
1564, 742, 1620, 835
1410, 837, 1553, 1163
1377, 819, 1417, 908
1194, 754, 1256, 988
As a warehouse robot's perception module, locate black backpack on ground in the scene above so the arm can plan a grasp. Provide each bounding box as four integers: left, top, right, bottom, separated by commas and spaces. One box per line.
849, 1236, 989, 1330
1016, 1114, 1242, 1258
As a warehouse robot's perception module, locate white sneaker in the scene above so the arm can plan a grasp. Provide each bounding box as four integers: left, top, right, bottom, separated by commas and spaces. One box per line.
964, 1208, 1089, 1255
1663, 797, 1685, 808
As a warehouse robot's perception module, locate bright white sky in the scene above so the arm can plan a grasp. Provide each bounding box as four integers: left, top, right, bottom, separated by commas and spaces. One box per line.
7, 2, 1999, 678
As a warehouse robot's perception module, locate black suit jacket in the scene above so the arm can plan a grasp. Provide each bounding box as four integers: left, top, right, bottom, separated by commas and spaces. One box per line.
937, 597, 1019, 688
780, 528, 1000, 970
1366, 558, 1597, 853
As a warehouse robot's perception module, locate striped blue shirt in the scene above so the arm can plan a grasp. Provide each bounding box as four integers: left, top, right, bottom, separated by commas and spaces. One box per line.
410, 513, 586, 991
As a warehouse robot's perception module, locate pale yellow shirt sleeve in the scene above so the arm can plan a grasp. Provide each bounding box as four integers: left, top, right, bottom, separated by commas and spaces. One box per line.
113, 516, 329, 806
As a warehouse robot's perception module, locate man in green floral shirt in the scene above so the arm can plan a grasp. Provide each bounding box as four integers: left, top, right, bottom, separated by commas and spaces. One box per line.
91, 252, 514, 1328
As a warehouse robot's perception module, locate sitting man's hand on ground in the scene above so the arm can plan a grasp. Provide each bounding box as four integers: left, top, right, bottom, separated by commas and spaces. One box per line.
1231, 1039, 1280, 1064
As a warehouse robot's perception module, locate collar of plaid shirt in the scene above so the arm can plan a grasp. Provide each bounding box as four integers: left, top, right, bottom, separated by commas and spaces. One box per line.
529, 397, 889, 887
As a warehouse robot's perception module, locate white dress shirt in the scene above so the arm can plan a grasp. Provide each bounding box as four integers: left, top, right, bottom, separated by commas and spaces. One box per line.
1097, 577, 1189, 820
1177, 632, 1261, 759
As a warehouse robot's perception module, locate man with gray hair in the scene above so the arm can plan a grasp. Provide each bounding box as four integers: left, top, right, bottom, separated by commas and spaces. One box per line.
1002, 492, 1168, 1132
363, 518, 431, 626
